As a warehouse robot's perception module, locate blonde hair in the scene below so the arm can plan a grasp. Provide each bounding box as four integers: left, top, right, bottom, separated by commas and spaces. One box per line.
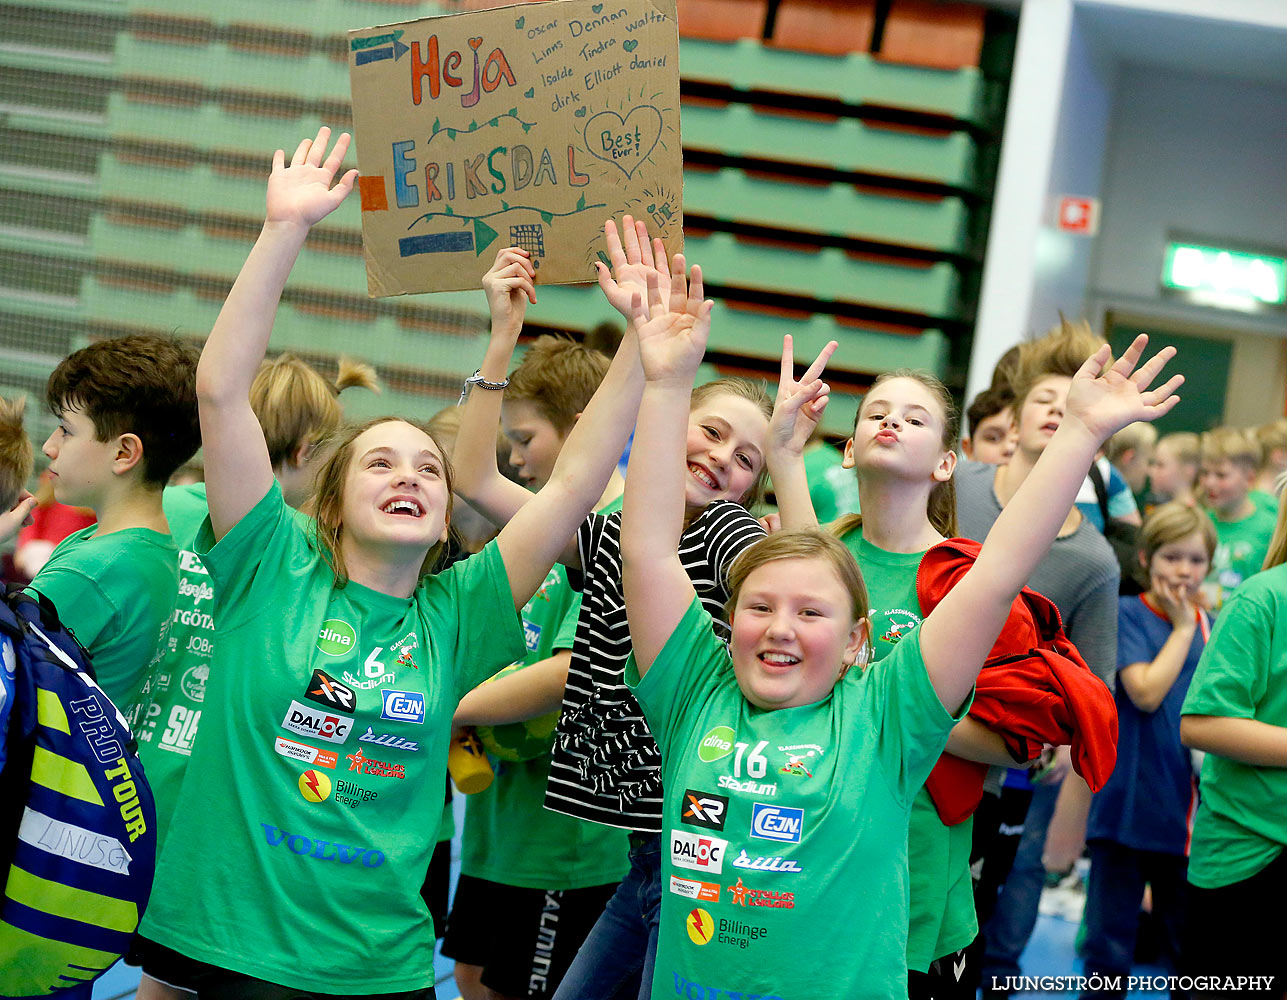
834, 369, 959, 541
1106, 423, 1158, 465
1201, 427, 1261, 472
690, 377, 774, 509
309, 417, 454, 587
726, 530, 870, 641
1010, 317, 1107, 411
1157, 431, 1200, 468
1263, 496, 1287, 571
250, 354, 379, 469
1139, 502, 1216, 564
506, 336, 610, 434
0, 396, 33, 511
1256, 419, 1287, 466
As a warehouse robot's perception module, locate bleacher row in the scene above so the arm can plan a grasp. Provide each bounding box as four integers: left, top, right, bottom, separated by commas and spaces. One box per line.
0, 0, 1012, 443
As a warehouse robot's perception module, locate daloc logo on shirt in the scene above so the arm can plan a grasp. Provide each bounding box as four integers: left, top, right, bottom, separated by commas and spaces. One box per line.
750, 803, 803, 843
380, 689, 425, 724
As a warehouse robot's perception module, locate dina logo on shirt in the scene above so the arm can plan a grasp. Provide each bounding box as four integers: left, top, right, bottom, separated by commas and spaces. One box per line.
316, 619, 357, 656
697, 726, 735, 763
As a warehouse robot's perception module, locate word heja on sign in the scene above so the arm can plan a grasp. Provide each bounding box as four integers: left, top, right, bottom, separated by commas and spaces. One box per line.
347, 0, 683, 296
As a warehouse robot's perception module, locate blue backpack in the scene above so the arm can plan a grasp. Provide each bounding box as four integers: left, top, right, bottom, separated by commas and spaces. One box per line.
0, 588, 157, 997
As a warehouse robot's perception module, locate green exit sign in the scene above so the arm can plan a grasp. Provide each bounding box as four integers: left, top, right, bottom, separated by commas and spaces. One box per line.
1162, 242, 1287, 306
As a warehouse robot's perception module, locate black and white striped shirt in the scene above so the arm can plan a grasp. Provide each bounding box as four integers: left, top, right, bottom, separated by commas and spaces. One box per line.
545, 501, 766, 832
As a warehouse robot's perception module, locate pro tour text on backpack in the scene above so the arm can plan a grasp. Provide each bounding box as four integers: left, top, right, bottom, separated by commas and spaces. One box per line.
71, 695, 147, 841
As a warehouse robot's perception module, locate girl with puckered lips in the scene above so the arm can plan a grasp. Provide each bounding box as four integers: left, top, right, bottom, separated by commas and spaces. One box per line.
139, 126, 659, 1000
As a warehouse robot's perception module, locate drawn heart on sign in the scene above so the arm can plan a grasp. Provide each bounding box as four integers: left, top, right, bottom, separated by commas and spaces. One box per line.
574, 106, 587, 117
592, 2, 604, 10
515, 15, 525, 27
524, 87, 535, 98
584, 107, 662, 178
468, 37, 483, 50
623, 39, 638, 52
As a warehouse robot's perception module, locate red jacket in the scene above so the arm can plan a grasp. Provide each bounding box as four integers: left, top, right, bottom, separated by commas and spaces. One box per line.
915, 538, 1119, 826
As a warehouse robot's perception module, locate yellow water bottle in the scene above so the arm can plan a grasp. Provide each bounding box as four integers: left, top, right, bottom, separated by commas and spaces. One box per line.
448, 727, 493, 794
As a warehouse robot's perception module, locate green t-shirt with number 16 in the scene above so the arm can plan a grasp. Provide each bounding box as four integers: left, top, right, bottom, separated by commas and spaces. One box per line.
141, 483, 526, 995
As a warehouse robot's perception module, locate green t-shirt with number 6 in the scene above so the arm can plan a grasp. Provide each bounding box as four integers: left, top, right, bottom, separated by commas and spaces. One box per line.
141, 483, 526, 995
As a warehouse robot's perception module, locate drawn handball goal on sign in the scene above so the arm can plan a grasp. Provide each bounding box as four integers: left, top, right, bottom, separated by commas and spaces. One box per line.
509, 223, 546, 267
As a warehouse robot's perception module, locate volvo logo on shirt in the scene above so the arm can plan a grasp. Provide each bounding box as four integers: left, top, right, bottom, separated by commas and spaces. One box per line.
304, 669, 357, 713
671, 830, 727, 874
380, 689, 425, 724
750, 803, 803, 843
679, 789, 728, 831
280, 700, 354, 745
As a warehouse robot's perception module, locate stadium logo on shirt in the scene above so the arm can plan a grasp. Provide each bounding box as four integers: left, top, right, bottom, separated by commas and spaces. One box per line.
671, 830, 727, 874
697, 726, 735, 763
750, 803, 804, 843
685, 908, 714, 945
297, 769, 332, 802
380, 689, 425, 724
304, 669, 357, 713
679, 789, 728, 831
669, 876, 721, 902
280, 700, 354, 745
275, 736, 338, 769
316, 619, 357, 656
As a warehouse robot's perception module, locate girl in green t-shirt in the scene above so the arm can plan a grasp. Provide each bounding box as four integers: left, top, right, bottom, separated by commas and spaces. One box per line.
832, 370, 1022, 994
619, 280, 1181, 998
141, 127, 699, 999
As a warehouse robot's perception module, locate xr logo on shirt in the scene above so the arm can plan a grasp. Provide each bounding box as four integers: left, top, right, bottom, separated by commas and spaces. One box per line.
304, 669, 357, 713
679, 789, 728, 831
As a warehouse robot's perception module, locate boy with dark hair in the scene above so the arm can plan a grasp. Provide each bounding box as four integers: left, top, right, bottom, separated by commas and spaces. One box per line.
963, 386, 1016, 465
26, 335, 200, 713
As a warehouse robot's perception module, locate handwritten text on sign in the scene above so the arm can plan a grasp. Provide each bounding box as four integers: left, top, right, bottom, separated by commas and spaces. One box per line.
348, 0, 682, 297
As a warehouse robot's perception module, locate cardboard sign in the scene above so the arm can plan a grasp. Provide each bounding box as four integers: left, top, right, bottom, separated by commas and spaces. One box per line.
348, 0, 682, 297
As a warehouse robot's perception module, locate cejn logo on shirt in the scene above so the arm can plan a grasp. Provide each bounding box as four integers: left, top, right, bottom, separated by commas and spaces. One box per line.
671, 830, 727, 874
304, 668, 357, 713
750, 803, 803, 844
280, 700, 354, 745
679, 789, 728, 831
380, 689, 425, 724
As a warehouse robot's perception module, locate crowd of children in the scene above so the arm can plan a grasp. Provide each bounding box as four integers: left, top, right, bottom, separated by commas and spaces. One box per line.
1, 123, 1285, 1000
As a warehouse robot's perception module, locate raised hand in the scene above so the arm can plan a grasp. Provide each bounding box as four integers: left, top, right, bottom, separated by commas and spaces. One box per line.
0, 490, 37, 546
1152, 577, 1200, 626
1064, 335, 1183, 444
483, 246, 536, 336
768, 335, 836, 458
266, 126, 359, 230
595, 216, 671, 321
633, 254, 711, 385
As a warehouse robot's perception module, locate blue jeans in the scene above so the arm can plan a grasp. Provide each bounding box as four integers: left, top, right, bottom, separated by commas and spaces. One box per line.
552, 833, 661, 1000
981, 780, 1060, 987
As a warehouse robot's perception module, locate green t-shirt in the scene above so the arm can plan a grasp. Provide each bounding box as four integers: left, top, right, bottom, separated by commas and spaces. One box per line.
26, 523, 178, 714
803, 442, 861, 525
1182, 564, 1287, 888
841, 528, 977, 970
141, 483, 526, 994
461, 566, 629, 889
1204, 502, 1277, 610
629, 598, 964, 1000
1251, 489, 1278, 518
130, 484, 214, 848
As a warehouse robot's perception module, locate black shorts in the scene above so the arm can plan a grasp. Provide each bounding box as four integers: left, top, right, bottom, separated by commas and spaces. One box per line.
441, 874, 618, 999
125, 934, 206, 993
419, 836, 453, 938
189, 966, 436, 1000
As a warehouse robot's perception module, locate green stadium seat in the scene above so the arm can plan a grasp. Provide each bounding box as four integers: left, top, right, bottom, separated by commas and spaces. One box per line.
679, 37, 989, 123
681, 100, 976, 188
682, 167, 968, 252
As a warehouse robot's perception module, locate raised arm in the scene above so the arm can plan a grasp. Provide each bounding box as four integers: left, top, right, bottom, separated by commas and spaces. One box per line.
453, 652, 570, 727
919, 337, 1183, 712
197, 127, 356, 540
765, 335, 835, 530
449, 245, 540, 525
621, 263, 714, 674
